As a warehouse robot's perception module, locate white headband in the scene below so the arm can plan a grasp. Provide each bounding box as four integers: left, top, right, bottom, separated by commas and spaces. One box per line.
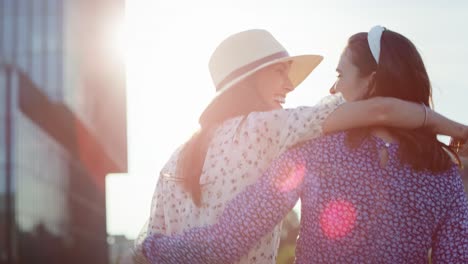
367, 25, 386, 64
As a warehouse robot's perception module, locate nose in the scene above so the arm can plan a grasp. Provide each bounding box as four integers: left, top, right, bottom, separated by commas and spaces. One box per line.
329, 82, 337, 94
284, 77, 294, 93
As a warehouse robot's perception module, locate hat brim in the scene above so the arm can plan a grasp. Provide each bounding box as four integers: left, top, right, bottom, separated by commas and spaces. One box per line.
217, 54, 323, 95
287, 54, 324, 88
200, 54, 323, 124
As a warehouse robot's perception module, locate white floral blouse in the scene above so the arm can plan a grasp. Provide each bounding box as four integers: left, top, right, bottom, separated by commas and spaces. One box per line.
134, 94, 345, 264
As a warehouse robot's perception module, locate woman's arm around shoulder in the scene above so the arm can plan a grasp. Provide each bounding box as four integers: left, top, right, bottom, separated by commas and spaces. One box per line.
323, 96, 468, 140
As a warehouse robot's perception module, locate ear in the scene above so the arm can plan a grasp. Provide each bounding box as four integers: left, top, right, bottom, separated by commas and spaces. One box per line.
366, 71, 377, 96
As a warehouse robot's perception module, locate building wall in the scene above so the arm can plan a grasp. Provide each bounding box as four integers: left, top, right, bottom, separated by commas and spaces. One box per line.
0, 0, 127, 263
63, 0, 127, 170
0, 71, 7, 264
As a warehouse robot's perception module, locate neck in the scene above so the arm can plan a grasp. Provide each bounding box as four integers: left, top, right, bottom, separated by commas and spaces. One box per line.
370, 127, 398, 144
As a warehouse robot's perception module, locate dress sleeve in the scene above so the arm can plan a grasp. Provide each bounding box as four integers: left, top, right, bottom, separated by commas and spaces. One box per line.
131, 176, 166, 263
431, 176, 468, 263
148, 176, 168, 234
141, 145, 311, 264
252, 93, 344, 154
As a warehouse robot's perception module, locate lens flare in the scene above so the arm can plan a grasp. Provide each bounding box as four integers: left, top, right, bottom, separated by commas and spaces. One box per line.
320, 200, 357, 240
274, 162, 306, 193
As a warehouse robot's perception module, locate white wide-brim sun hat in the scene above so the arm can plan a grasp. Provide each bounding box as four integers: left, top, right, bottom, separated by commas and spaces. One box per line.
201, 29, 323, 124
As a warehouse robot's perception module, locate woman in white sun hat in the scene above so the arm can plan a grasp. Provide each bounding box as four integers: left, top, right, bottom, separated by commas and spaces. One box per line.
130, 29, 468, 264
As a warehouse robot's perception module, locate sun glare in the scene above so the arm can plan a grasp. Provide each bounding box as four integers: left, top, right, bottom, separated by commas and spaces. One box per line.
108, 16, 127, 64
107, 1, 205, 239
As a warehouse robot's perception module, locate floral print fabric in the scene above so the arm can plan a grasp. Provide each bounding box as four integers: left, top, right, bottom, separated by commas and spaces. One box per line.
143, 132, 468, 264
134, 94, 345, 264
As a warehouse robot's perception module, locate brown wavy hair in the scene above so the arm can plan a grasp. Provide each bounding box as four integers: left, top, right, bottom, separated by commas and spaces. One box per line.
177, 75, 270, 206
345, 30, 459, 172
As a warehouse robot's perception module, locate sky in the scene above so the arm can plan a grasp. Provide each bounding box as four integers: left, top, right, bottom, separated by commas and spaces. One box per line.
106, 0, 468, 239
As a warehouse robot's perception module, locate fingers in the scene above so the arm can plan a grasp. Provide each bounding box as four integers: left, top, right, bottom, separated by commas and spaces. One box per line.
459, 142, 468, 157
450, 137, 468, 157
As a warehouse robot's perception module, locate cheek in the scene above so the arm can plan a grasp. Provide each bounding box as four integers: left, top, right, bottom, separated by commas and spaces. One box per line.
335, 78, 355, 101
354, 78, 370, 98
254, 80, 273, 101
261, 78, 278, 95
335, 79, 348, 94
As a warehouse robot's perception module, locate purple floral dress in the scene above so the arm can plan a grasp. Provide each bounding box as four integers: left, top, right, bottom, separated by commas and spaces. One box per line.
143, 132, 468, 263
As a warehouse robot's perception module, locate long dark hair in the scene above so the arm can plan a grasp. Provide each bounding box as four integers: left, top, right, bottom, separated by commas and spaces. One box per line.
345, 30, 458, 172
177, 75, 269, 206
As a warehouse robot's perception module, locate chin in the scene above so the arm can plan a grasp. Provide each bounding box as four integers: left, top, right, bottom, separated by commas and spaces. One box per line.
261, 100, 282, 111
271, 104, 283, 110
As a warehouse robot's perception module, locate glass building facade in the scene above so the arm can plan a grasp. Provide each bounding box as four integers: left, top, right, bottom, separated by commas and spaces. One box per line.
0, 1, 127, 263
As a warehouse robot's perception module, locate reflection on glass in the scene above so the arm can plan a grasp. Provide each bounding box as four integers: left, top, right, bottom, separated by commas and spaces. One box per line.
1, 1, 126, 263
2, 8, 15, 64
